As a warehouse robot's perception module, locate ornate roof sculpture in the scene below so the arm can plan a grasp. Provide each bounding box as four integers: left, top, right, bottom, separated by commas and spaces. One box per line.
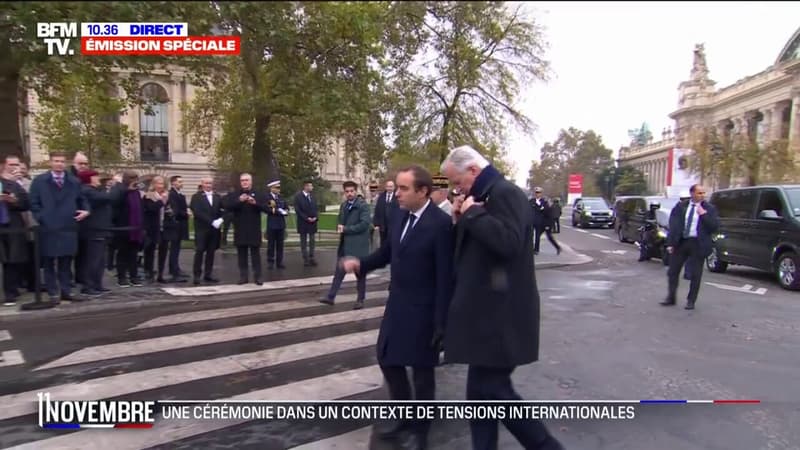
776, 27, 800, 64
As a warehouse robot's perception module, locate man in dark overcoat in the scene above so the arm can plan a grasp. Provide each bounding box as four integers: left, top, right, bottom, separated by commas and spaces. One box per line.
1, 155, 31, 306
222, 173, 267, 285
293, 180, 319, 267
78, 170, 114, 296
441, 145, 563, 450
661, 183, 719, 310
189, 177, 224, 285
372, 179, 398, 246
29, 151, 90, 303
320, 181, 371, 309
265, 180, 288, 270
342, 165, 453, 449
166, 175, 190, 280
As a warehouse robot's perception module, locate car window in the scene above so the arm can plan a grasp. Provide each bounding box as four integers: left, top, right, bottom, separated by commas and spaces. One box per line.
714, 189, 758, 219
785, 188, 800, 217
582, 199, 608, 209
756, 190, 785, 218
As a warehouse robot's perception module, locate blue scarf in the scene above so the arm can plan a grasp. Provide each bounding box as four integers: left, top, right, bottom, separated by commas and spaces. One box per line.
468, 165, 503, 200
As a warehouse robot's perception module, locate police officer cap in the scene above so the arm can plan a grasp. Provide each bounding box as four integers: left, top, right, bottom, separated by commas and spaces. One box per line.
432, 174, 449, 190
267, 180, 281, 188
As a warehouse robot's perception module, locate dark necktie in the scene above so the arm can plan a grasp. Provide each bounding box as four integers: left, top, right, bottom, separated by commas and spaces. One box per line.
683, 203, 696, 238
55, 176, 63, 188
402, 213, 416, 242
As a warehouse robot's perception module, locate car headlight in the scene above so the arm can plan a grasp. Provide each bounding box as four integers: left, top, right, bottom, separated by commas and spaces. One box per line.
583, 210, 590, 216
657, 229, 667, 238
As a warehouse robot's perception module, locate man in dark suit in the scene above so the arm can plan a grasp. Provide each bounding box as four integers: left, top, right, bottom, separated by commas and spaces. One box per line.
29, 151, 91, 304
441, 145, 563, 450
265, 180, 288, 270
293, 180, 318, 267
1, 155, 32, 306
661, 184, 719, 310
342, 165, 453, 449
167, 176, 189, 280
222, 173, 267, 285
320, 181, 371, 309
372, 180, 398, 246
189, 177, 224, 285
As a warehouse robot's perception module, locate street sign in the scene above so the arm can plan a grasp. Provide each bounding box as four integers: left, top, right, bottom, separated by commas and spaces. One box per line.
705, 282, 767, 295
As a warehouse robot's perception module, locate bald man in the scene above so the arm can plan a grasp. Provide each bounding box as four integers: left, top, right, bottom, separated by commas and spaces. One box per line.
189, 177, 224, 285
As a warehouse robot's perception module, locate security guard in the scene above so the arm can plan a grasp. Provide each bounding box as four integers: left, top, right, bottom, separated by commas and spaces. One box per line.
265, 180, 288, 269
430, 175, 453, 216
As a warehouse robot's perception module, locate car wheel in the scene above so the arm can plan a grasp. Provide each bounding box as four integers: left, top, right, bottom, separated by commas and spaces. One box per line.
775, 251, 800, 290
617, 227, 627, 243
706, 247, 728, 273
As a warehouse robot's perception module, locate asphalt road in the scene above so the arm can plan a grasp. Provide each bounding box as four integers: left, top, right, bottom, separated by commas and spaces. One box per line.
0, 223, 797, 450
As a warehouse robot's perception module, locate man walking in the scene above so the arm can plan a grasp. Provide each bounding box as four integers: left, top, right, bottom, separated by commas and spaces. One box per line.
661, 184, 719, 310
30, 151, 91, 303
189, 177, 223, 285
342, 165, 453, 449
223, 173, 266, 285
293, 180, 318, 267
265, 180, 288, 270
530, 187, 560, 255
441, 145, 563, 450
320, 181, 371, 309
372, 180, 398, 246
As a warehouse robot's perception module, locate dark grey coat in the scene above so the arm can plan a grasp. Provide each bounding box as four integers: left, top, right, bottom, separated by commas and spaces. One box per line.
337, 198, 371, 258
443, 176, 540, 367
0, 177, 31, 263
30, 171, 89, 257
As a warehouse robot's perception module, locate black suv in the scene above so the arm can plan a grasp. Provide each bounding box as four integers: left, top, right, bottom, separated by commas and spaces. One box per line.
707, 185, 800, 290
572, 197, 613, 228
615, 196, 681, 244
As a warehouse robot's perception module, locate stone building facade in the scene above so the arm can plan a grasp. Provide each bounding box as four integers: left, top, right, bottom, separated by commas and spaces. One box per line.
620, 27, 800, 193
19, 67, 376, 197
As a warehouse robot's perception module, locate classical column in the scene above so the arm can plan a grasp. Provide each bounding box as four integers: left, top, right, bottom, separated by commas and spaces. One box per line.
790, 89, 800, 151
169, 80, 180, 156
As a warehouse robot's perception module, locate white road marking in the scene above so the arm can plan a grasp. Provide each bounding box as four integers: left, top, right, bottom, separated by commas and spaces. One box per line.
8, 366, 384, 450
575, 229, 588, 233
35, 307, 385, 371
591, 233, 612, 240
291, 426, 373, 449
601, 250, 628, 255
131, 291, 388, 330
705, 282, 767, 295
0, 350, 25, 367
161, 273, 380, 297
0, 329, 11, 341
549, 295, 566, 300
0, 330, 379, 421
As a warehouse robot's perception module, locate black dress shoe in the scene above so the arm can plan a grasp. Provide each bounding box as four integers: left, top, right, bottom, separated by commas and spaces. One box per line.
319, 297, 334, 305
62, 294, 87, 302
685, 301, 695, 310
309, 259, 318, 266
352, 300, 364, 310
193, 279, 201, 286
254, 279, 263, 286
169, 276, 187, 283
203, 277, 219, 283
277, 264, 286, 269
660, 298, 676, 306
237, 279, 248, 285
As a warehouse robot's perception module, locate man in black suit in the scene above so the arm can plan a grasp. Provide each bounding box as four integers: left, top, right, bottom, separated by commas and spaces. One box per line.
265, 180, 288, 269
223, 173, 267, 285
167, 176, 189, 280
189, 177, 223, 285
293, 180, 318, 267
441, 145, 563, 450
342, 165, 453, 449
661, 184, 719, 310
372, 180, 398, 246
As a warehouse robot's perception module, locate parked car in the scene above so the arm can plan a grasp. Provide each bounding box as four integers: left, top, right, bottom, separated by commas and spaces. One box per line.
615, 196, 681, 244
571, 197, 613, 228
707, 185, 800, 290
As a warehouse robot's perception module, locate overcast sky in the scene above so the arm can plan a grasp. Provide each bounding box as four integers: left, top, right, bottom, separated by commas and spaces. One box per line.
506, 1, 800, 186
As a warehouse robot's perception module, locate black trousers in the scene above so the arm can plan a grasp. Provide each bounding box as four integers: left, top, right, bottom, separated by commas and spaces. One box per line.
236, 246, 261, 281
116, 241, 140, 282
381, 365, 435, 434
266, 229, 285, 265
75, 239, 87, 284
168, 239, 181, 276
379, 227, 389, 248
299, 232, 315, 262
3, 263, 20, 300
43, 256, 73, 298
534, 225, 560, 253
667, 237, 705, 302
326, 264, 366, 301
144, 238, 168, 278
552, 218, 560, 233
466, 366, 555, 450
83, 239, 107, 291
106, 241, 116, 270
193, 232, 219, 279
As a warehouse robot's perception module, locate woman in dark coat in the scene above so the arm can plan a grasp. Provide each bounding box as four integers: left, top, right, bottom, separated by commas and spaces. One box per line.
111, 171, 145, 287
142, 176, 170, 283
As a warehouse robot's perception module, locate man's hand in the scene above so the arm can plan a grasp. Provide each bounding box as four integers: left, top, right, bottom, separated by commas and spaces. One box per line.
666, 246, 674, 254
452, 195, 465, 223
0, 193, 14, 203
75, 210, 90, 222
430, 328, 444, 352
696, 204, 707, 215
340, 257, 360, 274
460, 196, 483, 214
337, 224, 344, 234
239, 194, 249, 202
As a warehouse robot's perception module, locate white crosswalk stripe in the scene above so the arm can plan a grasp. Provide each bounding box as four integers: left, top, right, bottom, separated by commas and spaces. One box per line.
1, 288, 392, 449
0, 329, 25, 367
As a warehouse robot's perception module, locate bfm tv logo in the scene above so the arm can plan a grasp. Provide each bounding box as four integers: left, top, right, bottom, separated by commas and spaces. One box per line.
37, 23, 77, 56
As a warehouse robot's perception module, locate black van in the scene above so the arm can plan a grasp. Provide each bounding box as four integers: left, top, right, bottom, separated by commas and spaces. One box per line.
707, 185, 800, 290
614, 196, 681, 244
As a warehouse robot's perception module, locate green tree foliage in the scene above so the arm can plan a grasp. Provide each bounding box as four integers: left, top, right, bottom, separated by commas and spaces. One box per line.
33, 72, 134, 166
181, 2, 390, 187
527, 127, 614, 199
389, 1, 549, 164
0, 1, 217, 160
596, 165, 647, 198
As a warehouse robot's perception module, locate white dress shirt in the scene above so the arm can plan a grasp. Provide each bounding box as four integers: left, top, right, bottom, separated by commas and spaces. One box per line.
400, 200, 431, 241
684, 202, 700, 238
205, 191, 214, 206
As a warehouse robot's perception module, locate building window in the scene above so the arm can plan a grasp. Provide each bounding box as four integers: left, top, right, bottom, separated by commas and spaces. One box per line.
139, 83, 169, 162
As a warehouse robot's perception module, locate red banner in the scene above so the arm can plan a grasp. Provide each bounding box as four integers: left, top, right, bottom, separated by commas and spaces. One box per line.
568, 174, 583, 193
